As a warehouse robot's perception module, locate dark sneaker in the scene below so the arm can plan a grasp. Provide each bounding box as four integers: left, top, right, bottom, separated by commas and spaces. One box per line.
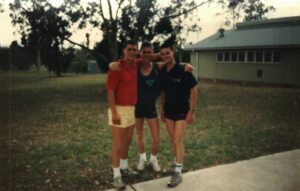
167, 172, 182, 188
120, 167, 138, 176
170, 164, 175, 173
169, 164, 185, 174
112, 176, 126, 190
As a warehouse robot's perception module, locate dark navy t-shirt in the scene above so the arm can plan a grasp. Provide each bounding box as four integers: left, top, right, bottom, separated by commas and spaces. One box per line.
159, 63, 197, 111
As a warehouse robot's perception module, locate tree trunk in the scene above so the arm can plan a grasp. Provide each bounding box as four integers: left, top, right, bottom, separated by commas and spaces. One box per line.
36, 47, 41, 72
109, 32, 118, 61
64, 38, 111, 64
9, 47, 12, 70
55, 41, 61, 77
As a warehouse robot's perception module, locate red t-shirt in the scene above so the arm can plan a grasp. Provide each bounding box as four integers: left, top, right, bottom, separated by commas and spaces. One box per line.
106, 59, 139, 106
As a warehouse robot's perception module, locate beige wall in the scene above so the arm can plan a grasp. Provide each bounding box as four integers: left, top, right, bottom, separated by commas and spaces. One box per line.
285, 48, 300, 86
190, 48, 300, 86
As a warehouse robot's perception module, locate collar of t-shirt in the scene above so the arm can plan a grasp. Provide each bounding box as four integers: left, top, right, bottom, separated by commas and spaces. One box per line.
119, 59, 138, 70
165, 62, 179, 73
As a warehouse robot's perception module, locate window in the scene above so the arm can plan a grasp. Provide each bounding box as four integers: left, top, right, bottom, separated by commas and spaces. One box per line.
273, 51, 281, 63
216, 50, 282, 64
238, 51, 245, 62
247, 51, 255, 62
231, 52, 237, 62
256, 51, 263, 62
217, 52, 223, 62
224, 52, 230, 62
264, 51, 272, 63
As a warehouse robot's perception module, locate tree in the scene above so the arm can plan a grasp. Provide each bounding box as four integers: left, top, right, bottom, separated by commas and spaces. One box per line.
9, 0, 77, 76
64, 0, 209, 65
0, 46, 9, 70
70, 49, 89, 74
9, 41, 33, 70
0, 1, 4, 13
94, 37, 113, 72
225, 0, 275, 28
60, 47, 75, 73
0, 0, 5, 13
243, 0, 275, 21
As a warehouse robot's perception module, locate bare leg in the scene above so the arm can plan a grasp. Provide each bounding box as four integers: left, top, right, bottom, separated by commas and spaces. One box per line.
135, 118, 145, 154
111, 126, 123, 167
147, 118, 160, 156
120, 125, 135, 159
165, 119, 176, 156
174, 120, 187, 164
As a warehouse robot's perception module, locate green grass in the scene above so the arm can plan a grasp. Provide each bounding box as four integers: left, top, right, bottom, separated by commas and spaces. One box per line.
0, 71, 299, 190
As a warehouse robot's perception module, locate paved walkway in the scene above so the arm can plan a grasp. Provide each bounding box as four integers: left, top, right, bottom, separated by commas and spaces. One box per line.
106, 149, 300, 191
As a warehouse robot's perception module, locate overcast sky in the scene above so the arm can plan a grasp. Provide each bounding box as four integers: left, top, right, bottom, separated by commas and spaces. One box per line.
0, 0, 300, 47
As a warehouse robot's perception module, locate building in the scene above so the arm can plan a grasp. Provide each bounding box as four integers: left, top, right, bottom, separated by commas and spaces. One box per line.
185, 16, 300, 86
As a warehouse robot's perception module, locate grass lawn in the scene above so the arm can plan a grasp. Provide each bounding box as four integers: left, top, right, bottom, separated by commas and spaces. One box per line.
0, 71, 299, 190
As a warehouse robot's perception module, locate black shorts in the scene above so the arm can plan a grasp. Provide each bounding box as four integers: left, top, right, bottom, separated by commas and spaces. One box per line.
135, 102, 157, 119
164, 103, 189, 121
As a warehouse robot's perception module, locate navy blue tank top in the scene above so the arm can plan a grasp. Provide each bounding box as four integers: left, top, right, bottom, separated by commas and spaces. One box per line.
136, 63, 161, 104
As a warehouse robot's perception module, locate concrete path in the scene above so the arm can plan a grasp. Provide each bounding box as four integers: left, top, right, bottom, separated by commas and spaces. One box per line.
106, 149, 300, 191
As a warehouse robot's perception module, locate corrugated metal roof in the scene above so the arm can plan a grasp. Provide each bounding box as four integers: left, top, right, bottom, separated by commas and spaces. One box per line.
186, 16, 300, 51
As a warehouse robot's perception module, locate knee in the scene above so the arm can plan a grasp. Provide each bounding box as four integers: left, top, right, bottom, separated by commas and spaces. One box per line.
174, 137, 183, 146
113, 142, 122, 153
125, 136, 133, 145
137, 134, 144, 142
152, 137, 160, 146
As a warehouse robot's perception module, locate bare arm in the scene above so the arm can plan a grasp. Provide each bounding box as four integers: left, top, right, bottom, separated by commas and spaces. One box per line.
107, 90, 120, 125
109, 62, 121, 71
184, 63, 194, 72
150, 53, 162, 63
186, 86, 198, 124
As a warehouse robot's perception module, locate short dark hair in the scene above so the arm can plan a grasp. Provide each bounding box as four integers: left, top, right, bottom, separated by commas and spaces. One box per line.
141, 41, 153, 50
160, 42, 174, 50
123, 40, 138, 49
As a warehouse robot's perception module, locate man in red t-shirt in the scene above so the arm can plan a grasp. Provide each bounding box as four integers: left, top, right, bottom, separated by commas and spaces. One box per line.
106, 40, 139, 189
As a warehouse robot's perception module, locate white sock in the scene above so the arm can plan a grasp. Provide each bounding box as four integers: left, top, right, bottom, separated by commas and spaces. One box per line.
120, 159, 128, 170
139, 153, 147, 161
150, 154, 157, 162
113, 167, 121, 178
175, 162, 183, 173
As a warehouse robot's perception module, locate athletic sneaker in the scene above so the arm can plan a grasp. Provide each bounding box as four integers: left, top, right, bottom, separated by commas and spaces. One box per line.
167, 172, 182, 187
170, 163, 175, 173
112, 176, 126, 190
120, 167, 138, 176
137, 159, 146, 171
150, 158, 161, 172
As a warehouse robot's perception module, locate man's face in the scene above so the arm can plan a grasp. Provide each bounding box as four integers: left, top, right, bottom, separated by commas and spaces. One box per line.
123, 44, 138, 60
140, 47, 153, 63
160, 47, 174, 64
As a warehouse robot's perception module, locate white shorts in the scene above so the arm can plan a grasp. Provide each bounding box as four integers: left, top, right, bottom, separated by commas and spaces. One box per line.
108, 106, 135, 128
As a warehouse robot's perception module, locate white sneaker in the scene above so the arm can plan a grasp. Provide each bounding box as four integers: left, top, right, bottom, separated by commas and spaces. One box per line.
137, 159, 146, 171
112, 176, 126, 190
150, 158, 161, 172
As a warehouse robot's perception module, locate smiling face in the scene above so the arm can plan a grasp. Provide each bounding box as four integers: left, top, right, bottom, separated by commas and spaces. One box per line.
160, 47, 175, 64
123, 44, 138, 60
140, 47, 153, 64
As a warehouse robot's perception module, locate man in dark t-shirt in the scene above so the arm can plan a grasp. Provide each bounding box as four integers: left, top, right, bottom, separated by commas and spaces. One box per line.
159, 43, 198, 188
